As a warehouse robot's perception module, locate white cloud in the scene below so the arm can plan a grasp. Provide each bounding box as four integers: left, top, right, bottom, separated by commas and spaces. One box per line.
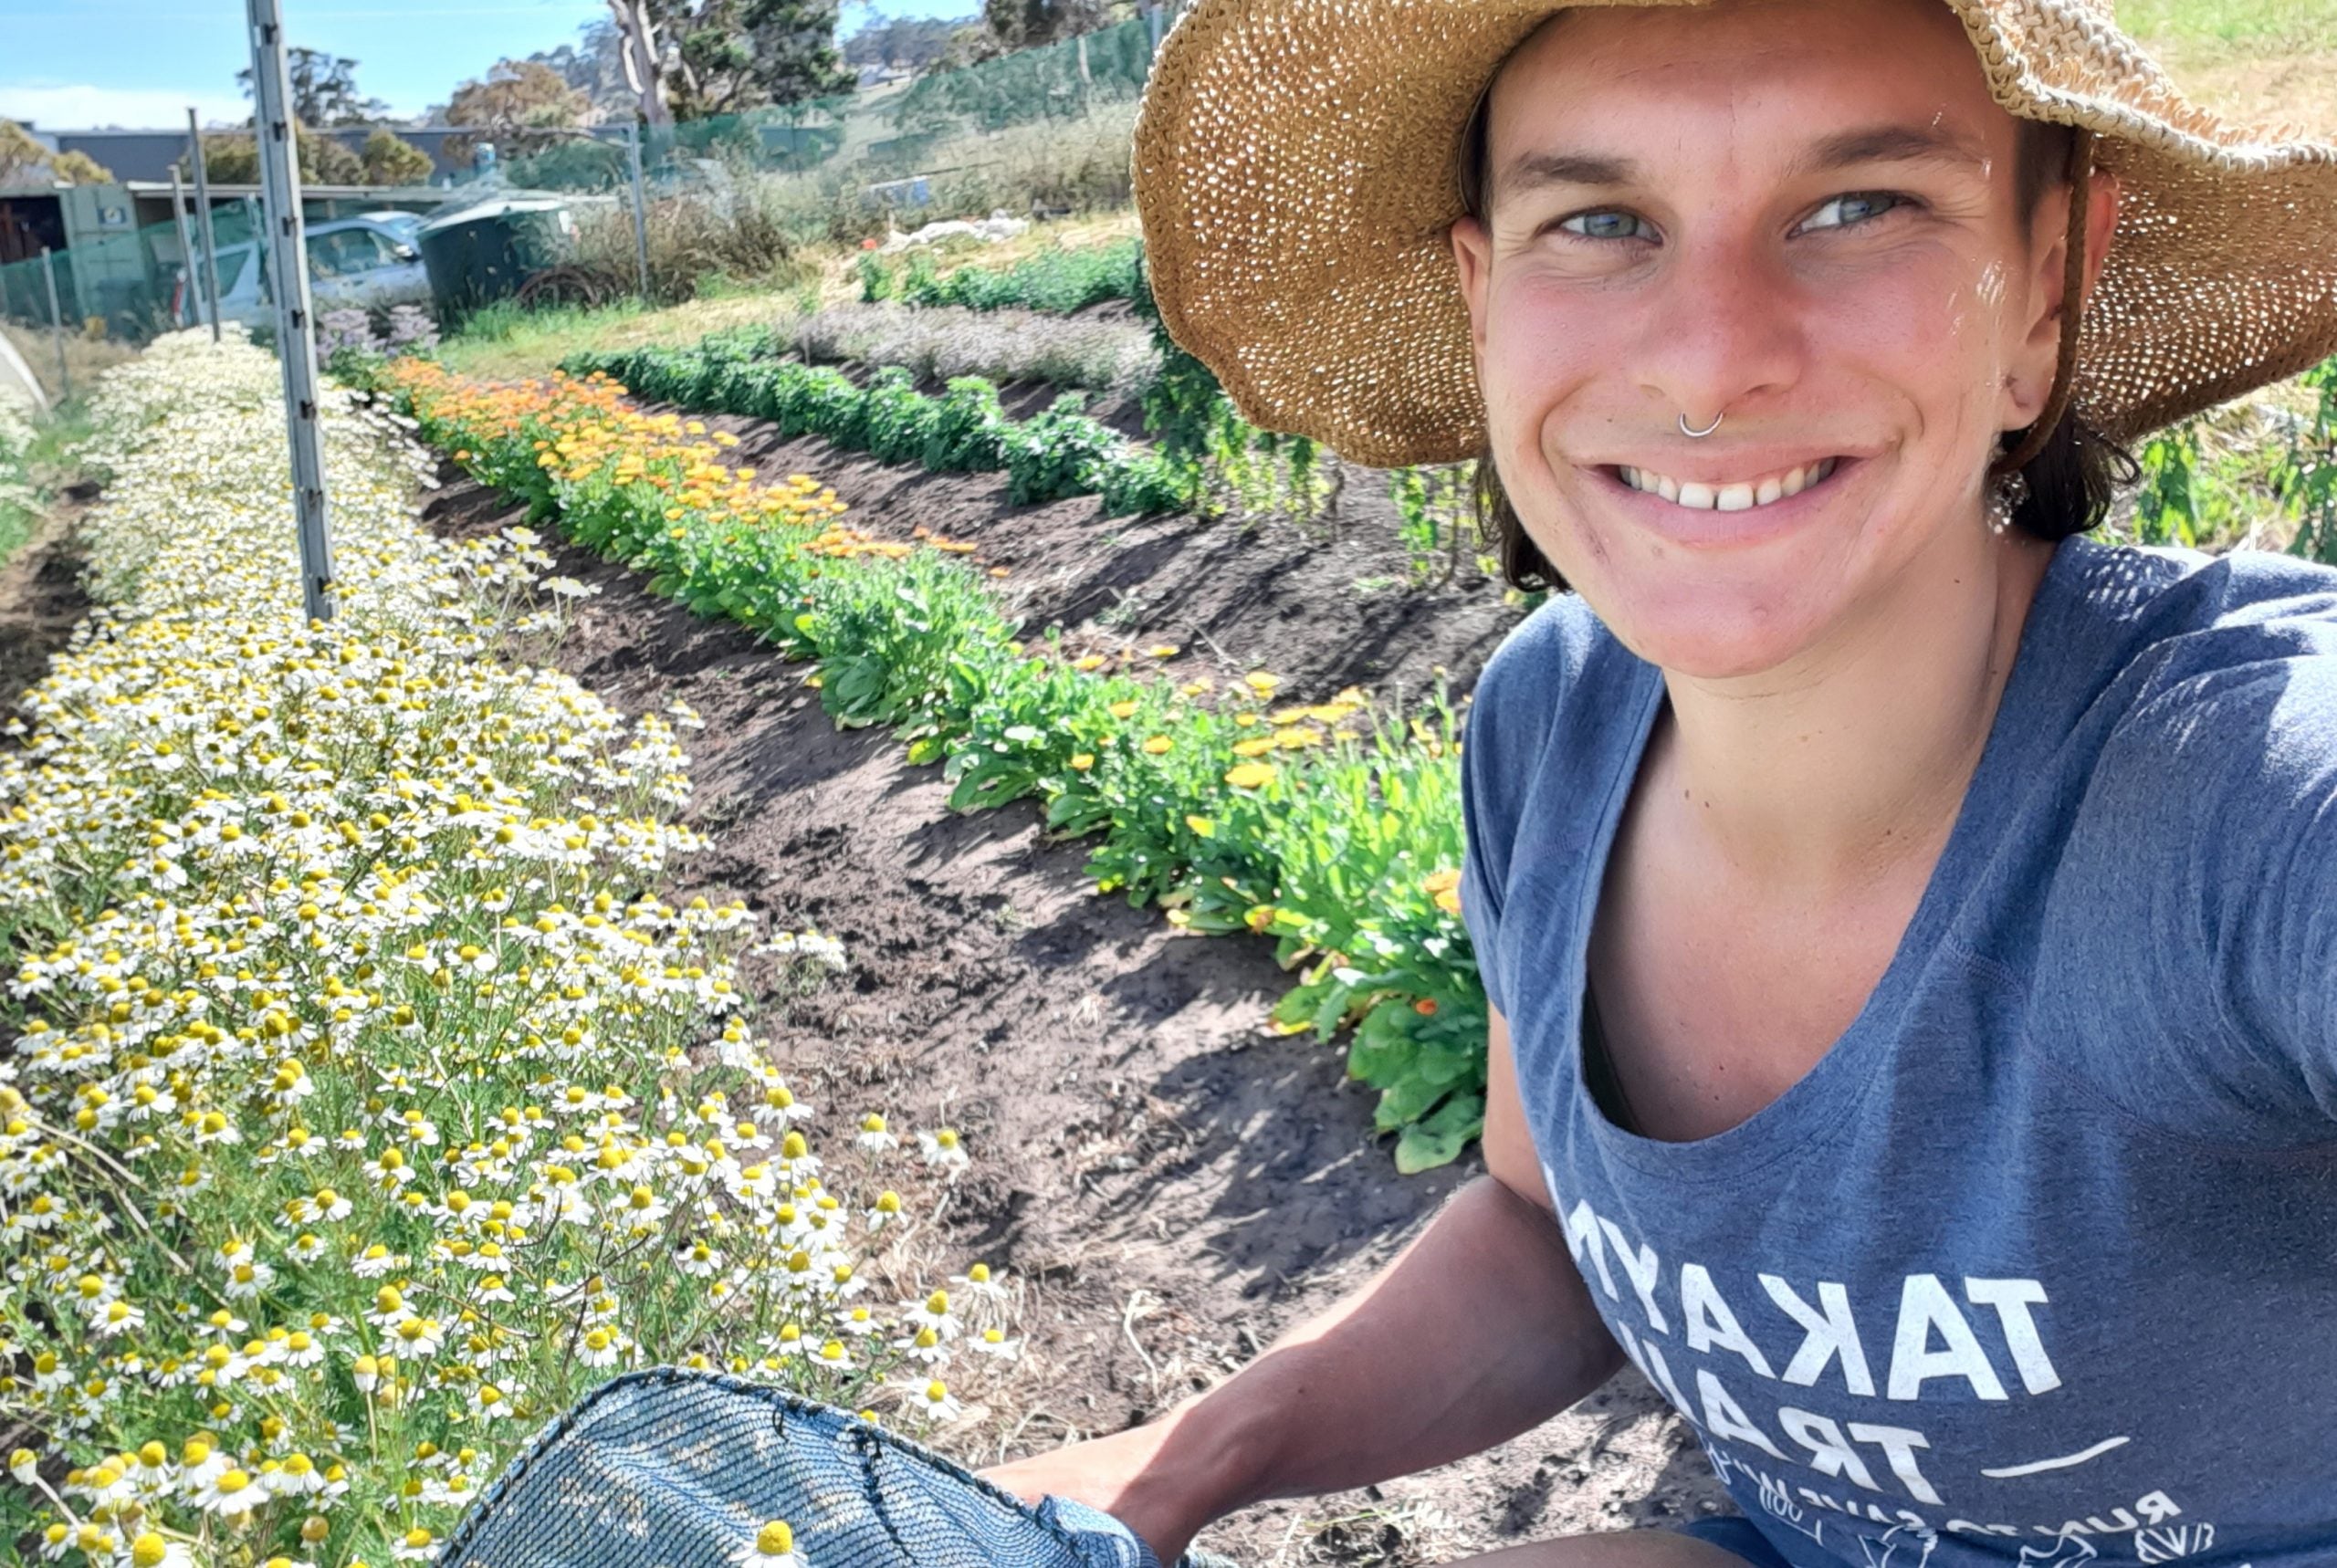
0, 83, 249, 132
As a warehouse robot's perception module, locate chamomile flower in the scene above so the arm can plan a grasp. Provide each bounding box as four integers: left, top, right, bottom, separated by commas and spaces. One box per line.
902, 1378, 962, 1422
966, 1326, 1022, 1361
737, 1519, 808, 1568
916, 1127, 969, 1174
904, 1289, 959, 1340
950, 1261, 1010, 1303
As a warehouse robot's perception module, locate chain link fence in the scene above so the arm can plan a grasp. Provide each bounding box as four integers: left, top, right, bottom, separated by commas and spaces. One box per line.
0, 197, 271, 350
1, 11, 1174, 345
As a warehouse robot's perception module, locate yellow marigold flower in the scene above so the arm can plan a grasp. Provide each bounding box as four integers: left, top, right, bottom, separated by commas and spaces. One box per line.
1067, 753, 1095, 771
1224, 762, 1275, 789
1141, 737, 1172, 755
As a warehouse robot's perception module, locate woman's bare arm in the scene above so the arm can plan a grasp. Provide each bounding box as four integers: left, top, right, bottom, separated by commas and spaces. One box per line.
981, 1006, 1626, 1563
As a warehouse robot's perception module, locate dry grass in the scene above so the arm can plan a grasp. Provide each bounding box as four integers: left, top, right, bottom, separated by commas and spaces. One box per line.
1, 322, 140, 407
2128, 0, 2337, 135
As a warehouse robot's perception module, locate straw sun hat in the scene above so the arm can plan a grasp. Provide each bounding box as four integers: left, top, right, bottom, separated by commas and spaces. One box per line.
1131, 0, 2337, 471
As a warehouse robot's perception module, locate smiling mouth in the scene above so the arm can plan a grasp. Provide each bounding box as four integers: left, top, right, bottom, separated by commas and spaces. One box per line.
1615, 456, 1841, 512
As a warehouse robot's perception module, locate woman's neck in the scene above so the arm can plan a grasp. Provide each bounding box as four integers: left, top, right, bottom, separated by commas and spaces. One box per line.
1655, 527, 2061, 893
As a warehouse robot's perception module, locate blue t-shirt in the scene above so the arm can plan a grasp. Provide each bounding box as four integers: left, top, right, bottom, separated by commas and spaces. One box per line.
1457, 535, 2337, 1568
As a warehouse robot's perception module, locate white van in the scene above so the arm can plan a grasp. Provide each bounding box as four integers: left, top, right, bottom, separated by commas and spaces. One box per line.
175, 211, 434, 329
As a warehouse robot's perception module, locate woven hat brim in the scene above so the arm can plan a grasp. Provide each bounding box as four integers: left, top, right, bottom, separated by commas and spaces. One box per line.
1132, 0, 2337, 470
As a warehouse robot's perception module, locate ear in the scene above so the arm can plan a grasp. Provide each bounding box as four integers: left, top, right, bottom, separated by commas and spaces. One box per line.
2002, 171, 2123, 430
1451, 214, 1493, 355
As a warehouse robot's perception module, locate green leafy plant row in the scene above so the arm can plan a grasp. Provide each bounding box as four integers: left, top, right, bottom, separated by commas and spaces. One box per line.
387, 363, 1493, 1174
854, 237, 1146, 315
2130, 354, 2337, 560
563, 338, 1192, 516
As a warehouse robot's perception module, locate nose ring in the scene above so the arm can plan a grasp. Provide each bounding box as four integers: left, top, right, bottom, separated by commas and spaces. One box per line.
1680, 412, 1724, 439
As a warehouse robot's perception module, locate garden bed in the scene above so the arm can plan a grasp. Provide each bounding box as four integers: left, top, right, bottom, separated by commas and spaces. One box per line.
415, 453, 1734, 1565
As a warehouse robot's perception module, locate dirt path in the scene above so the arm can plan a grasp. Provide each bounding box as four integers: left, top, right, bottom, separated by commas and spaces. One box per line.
418, 433, 1734, 1565
0, 499, 93, 731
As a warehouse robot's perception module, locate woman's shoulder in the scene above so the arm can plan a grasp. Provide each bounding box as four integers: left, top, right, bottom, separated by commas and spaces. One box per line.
2052, 535, 2337, 681
1465, 589, 1652, 744
2049, 537, 2337, 768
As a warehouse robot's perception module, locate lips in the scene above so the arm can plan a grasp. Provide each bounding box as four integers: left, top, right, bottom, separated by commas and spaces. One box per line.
1617, 456, 1840, 512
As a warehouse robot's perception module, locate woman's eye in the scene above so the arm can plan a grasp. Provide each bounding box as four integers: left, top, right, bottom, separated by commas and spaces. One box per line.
1798, 192, 1911, 233
1557, 209, 1656, 242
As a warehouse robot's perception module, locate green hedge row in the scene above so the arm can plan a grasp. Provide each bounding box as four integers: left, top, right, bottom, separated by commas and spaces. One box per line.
854, 237, 1145, 315
565, 335, 1192, 516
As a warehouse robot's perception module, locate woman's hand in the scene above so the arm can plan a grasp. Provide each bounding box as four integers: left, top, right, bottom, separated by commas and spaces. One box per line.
979, 1415, 1214, 1567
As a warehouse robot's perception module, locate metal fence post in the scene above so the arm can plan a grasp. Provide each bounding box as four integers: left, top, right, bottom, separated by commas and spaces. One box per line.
186, 106, 224, 342
626, 121, 653, 305
38, 247, 70, 401
168, 167, 198, 330
246, 0, 336, 624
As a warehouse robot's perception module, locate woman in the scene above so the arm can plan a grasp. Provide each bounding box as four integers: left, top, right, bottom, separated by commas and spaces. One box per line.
984, 1, 2337, 1564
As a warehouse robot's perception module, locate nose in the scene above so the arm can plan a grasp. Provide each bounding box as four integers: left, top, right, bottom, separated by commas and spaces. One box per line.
1635, 228, 1805, 431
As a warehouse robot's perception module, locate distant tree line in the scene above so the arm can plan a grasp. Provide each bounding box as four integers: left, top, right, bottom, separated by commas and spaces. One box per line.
0, 120, 115, 186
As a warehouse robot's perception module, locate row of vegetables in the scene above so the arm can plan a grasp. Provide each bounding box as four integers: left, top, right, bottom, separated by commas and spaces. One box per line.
378, 356, 1494, 1177
0, 332, 1006, 1566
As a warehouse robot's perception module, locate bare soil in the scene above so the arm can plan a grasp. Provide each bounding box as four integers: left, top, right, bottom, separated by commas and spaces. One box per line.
0, 501, 92, 737
416, 414, 1737, 1564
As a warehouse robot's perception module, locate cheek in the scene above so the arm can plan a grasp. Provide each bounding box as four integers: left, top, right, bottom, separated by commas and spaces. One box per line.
1805, 257, 2015, 419
1475, 271, 1630, 429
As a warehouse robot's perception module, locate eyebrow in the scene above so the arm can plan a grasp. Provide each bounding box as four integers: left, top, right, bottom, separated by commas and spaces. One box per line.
1493, 121, 1992, 201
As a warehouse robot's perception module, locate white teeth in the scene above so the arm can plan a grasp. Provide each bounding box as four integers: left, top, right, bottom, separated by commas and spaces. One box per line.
1623, 457, 1837, 511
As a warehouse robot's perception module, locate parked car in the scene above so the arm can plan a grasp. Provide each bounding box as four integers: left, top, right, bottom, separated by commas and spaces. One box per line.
173, 211, 434, 329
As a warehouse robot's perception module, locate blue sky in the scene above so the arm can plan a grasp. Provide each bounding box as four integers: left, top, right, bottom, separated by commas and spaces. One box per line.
1, 0, 977, 130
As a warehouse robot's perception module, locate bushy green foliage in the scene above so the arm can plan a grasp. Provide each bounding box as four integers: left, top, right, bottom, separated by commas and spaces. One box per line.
565, 337, 1189, 517
1390, 463, 1482, 584
2127, 355, 2337, 560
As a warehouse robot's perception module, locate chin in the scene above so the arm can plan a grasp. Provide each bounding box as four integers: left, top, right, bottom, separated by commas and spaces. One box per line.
1580, 572, 1841, 680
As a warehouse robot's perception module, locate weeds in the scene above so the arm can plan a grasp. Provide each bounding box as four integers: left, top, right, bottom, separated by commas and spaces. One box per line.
1389, 464, 1482, 585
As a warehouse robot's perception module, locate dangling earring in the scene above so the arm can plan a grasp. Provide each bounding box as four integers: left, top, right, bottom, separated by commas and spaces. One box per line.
1986, 467, 2028, 537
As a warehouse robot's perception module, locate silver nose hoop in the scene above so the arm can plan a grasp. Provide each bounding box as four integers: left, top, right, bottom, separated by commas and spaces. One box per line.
1680, 412, 1724, 439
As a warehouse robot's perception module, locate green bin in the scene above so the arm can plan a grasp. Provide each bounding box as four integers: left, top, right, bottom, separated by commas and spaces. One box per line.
416, 195, 579, 315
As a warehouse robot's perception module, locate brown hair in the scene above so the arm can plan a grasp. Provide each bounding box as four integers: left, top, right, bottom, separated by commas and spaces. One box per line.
1454, 68, 2137, 592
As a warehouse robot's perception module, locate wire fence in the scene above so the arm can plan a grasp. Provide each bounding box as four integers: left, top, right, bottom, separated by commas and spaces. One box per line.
0, 199, 264, 344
